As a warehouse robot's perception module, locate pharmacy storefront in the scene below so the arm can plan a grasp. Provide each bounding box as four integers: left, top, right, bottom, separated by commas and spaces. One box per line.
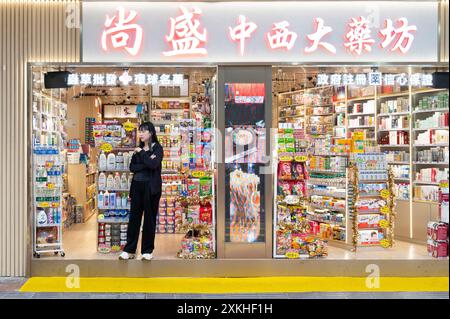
26, 1, 448, 278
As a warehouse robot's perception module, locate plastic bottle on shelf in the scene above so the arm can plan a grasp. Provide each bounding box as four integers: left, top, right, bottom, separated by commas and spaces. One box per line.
103, 191, 110, 209
98, 191, 104, 208
121, 193, 128, 209
128, 174, 133, 189
116, 152, 124, 170
114, 173, 121, 190
107, 153, 116, 170
98, 151, 107, 171
123, 152, 131, 169
110, 192, 116, 209
116, 193, 122, 209
98, 172, 106, 190
106, 174, 114, 190
120, 173, 128, 190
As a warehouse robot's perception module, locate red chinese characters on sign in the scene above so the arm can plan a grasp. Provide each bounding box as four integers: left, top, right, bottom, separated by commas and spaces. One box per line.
163, 6, 207, 57
266, 21, 297, 50
101, 7, 143, 56
379, 18, 417, 54
305, 17, 336, 54
229, 15, 258, 56
344, 16, 376, 55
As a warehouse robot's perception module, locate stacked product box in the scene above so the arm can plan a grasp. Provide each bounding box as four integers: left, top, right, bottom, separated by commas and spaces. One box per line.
427, 222, 448, 258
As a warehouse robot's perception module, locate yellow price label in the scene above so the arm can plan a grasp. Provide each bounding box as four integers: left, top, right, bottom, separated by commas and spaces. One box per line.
39, 202, 50, 208
285, 251, 300, 259
380, 239, 391, 248
51, 202, 60, 208
439, 182, 449, 188
280, 156, 293, 162
100, 143, 113, 153
379, 219, 390, 229
380, 189, 390, 199
295, 155, 308, 162
45, 161, 54, 169
47, 183, 55, 190
380, 206, 390, 214
123, 121, 136, 132
191, 171, 206, 178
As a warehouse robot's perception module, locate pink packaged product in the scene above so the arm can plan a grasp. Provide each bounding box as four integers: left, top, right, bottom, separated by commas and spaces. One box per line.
159, 216, 167, 225
430, 241, 448, 258
427, 221, 449, 241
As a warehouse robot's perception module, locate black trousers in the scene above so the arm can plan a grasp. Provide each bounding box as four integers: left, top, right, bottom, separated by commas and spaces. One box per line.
123, 180, 161, 255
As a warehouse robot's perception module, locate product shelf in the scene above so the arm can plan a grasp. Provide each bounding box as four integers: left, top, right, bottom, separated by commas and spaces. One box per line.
413, 108, 449, 114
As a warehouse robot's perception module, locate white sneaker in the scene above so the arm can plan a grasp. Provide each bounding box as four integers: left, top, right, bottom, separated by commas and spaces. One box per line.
142, 253, 153, 261
118, 251, 135, 260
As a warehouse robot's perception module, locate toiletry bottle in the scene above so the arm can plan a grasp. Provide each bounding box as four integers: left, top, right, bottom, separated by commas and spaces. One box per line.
103, 191, 110, 209
106, 173, 114, 190
110, 192, 116, 209
98, 172, 106, 190
121, 173, 128, 190
114, 173, 121, 189
107, 153, 116, 170
98, 191, 104, 209
98, 151, 107, 171
116, 152, 123, 170
122, 193, 128, 209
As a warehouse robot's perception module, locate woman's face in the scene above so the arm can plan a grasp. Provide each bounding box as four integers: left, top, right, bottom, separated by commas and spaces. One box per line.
138, 129, 152, 143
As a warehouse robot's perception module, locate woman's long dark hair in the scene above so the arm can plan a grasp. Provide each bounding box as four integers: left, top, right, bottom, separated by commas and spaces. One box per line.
138, 121, 159, 148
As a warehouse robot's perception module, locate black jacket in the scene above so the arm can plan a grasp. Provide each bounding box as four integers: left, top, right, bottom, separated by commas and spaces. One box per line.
129, 143, 163, 195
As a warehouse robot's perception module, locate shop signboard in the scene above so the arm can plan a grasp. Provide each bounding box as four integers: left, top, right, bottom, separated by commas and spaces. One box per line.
82, 1, 439, 63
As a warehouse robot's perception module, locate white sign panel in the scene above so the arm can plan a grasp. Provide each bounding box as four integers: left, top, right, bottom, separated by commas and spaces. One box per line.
82, 1, 439, 63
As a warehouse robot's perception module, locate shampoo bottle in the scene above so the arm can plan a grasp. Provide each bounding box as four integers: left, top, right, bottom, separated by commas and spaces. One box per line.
98, 151, 107, 171
98, 172, 106, 190
114, 173, 121, 189
106, 174, 114, 190
107, 153, 116, 170
98, 191, 104, 208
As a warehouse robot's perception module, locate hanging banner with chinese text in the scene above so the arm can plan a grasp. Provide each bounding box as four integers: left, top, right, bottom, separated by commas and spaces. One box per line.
82, 1, 439, 63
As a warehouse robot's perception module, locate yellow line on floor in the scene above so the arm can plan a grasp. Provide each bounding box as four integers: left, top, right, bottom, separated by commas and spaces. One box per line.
20, 277, 449, 293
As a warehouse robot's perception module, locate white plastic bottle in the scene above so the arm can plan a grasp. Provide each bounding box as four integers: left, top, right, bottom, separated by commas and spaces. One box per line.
123, 152, 131, 169
115, 152, 121, 169
116, 193, 122, 208
98, 151, 107, 171
98, 172, 106, 190
114, 173, 121, 189
107, 153, 116, 170
103, 191, 110, 209
120, 173, 128, 190
98, 191, 104, 209
106, 174, 114, 190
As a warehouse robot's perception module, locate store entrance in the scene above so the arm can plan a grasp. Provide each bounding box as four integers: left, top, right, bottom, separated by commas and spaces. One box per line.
30, 65, 217, 260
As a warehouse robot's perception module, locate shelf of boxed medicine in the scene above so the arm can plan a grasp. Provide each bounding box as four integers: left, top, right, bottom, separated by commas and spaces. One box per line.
33, 146, 65, 256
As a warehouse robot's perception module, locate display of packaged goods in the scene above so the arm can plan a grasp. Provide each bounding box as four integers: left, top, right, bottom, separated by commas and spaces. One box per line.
358, 229, 384, 245
379, 115, 409, 130
355, 199, 387, 212
414, 112, 449, 129
384, 151, 410, 163
414, 92, 449, 111
152, 100, 190, 110
93, 123, 137, 149
85, 117, 96, 146
415, 129, 449, 145
348, 115, 375, 128
390, 165, 410, 179
415, 147, 449, 163
379, 130, 410, 146
414, 185, 440, 202
98, 222, 128, 254
394, 183, 410, 200
415, 168, 449, 184
358, 182, 389, 196
379, 98, 409, 114
349, 100, 375, 114
353, 154, 388, 171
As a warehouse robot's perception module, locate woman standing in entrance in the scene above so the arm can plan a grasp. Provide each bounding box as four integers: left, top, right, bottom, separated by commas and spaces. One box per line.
119, 122, 163, 261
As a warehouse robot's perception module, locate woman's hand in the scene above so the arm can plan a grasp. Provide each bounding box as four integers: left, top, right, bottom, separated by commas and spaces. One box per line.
134, 147, 142, 153
150, 154, 156, 159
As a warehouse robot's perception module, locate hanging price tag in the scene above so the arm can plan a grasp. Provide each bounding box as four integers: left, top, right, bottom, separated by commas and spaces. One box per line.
285, 251, 300, 259
39, 202, 50, 208
47, 183, 55, 190
380, 189, 390, 199
295, 155, 308, 162
439, 181, 449, 188
100, 143, 113, 153
123, 121, 136, 132
380, 206, 390, 214
379, 219, 390, 229
191, 171, 206, 178
280, 156, 293, 162
380, 239, 391, 248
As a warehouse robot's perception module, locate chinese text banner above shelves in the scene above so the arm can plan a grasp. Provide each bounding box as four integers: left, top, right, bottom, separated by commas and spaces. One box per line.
82, 1, 438, 63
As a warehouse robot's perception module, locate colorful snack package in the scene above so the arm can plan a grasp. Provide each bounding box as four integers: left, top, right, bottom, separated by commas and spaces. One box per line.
278, 162, 292, 180
278, 181, 292, 196
199, 177, 212, 197
188, 179, 200, 197
292, 181, 305, 197
292, 162, 305, 180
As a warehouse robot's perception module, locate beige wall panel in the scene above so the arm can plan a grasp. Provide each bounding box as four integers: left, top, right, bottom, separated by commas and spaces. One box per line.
0, 0, 80, 277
